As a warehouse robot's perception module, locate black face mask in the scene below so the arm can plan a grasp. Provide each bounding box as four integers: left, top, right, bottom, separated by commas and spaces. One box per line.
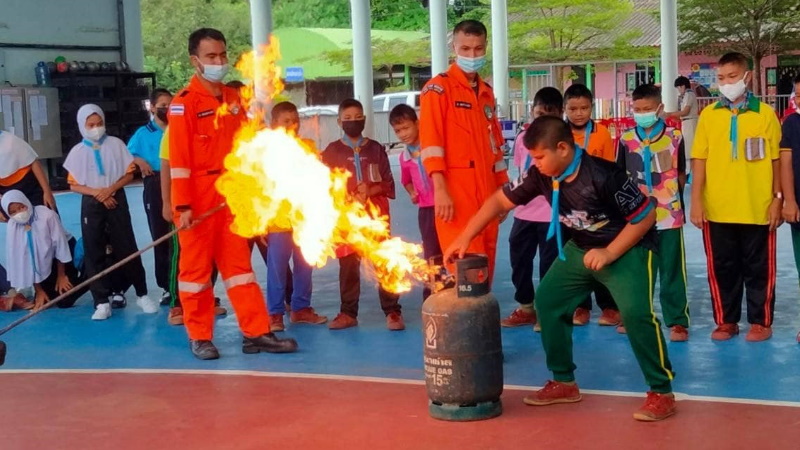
156, 107, 169, 124
342, 119, 366, 138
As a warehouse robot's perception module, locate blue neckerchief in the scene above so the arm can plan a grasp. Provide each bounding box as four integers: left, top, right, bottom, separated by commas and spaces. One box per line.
407, 144, 429, 191
547, 146, 584, 261
342, 135, 365, 183
82, 135, 107, 176
635, 119, 666, 193
719, 92, 754, 160
581, 120, 594, 152
24, 210, 39, 277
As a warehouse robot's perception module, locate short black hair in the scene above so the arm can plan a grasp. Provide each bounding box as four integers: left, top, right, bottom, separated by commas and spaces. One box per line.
718, 52, 749, 69
225, 80, 245, 89
188, 28, 227, 56
632, 84, 662, 102
563, 83, 593, 103
674, 76, 691, 89
532, 87, 563, 115
453, 20, 487, 37
793, 74, 800, 85
338, 98, 363, 116
389, 104, 418, 125
150, 88, 171, 105
523, 115, 575, 151
271, 101, 298, 119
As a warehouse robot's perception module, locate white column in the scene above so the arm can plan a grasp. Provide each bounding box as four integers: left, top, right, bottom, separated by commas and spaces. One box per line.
121, 0, 144, 71
491, 0, 509, 118
351, 0, 374, 137
660, 0, 679, 111
249, 0, 273, 104
429, 0, 449, 76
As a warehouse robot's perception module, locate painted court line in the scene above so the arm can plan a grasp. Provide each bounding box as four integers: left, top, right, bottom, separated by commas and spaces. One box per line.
4, 368, 800, 408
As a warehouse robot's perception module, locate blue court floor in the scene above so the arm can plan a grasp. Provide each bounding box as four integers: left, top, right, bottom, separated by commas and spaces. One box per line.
1, 158, 800, 405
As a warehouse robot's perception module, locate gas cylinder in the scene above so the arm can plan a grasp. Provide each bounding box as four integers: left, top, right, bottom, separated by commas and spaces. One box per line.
422, 254, 503, 421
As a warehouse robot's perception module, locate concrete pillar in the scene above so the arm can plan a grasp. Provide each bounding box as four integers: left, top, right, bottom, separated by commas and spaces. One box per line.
350, 0, 374, 137
429, 0, 449, 76
491, 0, 509, 118
121, 0, 144, 71
660, 0, 679, 110
249, 0, 273, 104
613, 61, 619, 117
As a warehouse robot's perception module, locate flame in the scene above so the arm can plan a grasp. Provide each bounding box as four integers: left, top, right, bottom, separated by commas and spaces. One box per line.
213, 37, 431, 293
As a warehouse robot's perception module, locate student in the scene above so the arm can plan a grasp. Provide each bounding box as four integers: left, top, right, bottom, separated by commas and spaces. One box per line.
444, 115, 676, 422
1, 190, 87, 311
781, 75, 800, 343
63, 104, 158, 320
128, 88, 173, 305
617, 84, 690, 342
260, 101, 327, 331
563, 83, 620, 327
321, 98, 402, 331
691, 52, 782, 342
0, 130, 56, 219
503, 87, 562, 329
391, 103, 442, 301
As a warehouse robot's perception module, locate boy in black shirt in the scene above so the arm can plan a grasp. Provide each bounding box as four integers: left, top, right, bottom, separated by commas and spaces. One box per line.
444, 116, 676, 422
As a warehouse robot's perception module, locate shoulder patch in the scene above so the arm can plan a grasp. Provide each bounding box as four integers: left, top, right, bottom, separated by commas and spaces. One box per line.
169, 104, 185, 116
422, 84, 445, 95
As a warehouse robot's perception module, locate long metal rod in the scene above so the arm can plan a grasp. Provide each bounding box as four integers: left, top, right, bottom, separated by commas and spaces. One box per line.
0, 43, 121, 51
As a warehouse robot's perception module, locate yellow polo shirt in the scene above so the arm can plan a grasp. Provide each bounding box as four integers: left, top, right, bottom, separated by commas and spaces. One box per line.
692, 96, 781, 225
159, 127, 170, 160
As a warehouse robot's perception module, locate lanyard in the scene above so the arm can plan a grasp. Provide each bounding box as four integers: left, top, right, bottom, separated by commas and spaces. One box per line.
547, 146, 584, 261
83, 136, 107, 176
407, 145, 429, 191
635, 119, 666, 193
342, 136, 365, 183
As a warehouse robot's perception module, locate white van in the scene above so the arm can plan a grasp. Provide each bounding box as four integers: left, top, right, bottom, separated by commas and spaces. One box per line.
372, 91, 421, 113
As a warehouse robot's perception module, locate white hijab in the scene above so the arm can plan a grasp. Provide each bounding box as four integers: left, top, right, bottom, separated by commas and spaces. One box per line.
1, 190, 72, 289
0, 130, 38, 178
62, 104, 134, 189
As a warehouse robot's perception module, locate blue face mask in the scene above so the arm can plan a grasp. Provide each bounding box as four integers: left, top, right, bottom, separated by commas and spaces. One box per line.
456, 55, 486, 74
633, 111, 659, 129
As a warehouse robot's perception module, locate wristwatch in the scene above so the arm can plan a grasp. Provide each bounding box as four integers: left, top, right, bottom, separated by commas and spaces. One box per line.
773, 192, 784, 200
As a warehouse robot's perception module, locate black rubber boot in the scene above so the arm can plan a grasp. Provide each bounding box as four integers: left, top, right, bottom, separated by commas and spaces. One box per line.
242, 333, 298, 354
190, 340, 220, 360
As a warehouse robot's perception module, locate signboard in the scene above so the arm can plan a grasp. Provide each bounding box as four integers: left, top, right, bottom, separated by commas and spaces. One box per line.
285, 66, 304, 83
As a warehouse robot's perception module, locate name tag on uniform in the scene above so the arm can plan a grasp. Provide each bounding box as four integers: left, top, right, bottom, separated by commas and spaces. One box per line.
652, 150, 673, 173
745, 137, 766, 161
455, 101, 472, 109
197, 109, 215, 119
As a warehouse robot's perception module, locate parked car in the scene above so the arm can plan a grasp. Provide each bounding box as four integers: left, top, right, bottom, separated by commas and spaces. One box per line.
372, 91, 420, 113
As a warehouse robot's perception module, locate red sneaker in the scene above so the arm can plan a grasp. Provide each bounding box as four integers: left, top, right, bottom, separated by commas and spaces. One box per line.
745, 324, 772, 342
329, 313, 358, 330
167, 307, 184, 326
501, 308, 537, 327
711, 323, 739, 341
633, 392, 676, 421
597, 309, 621, 326
670, 325, 689, 342
573, 308, 590, 326
270, 314, 285, 332
290, 307, 328, 324
386, 312, 405, 331
523, 380, 582, 406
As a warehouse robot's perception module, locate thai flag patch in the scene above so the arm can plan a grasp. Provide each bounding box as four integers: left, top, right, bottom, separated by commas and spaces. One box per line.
169, 104, 185, 116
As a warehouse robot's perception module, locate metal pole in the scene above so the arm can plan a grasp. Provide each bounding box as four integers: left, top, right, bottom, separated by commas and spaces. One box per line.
585, 63, 593, 91
660, 0, 679, 110
613, 61, 619, 117
249, 0, 273, 104
429, 0, 449, 76
521, 69, 528, 120
491, 0, 509, 118
350, 0, 374, 137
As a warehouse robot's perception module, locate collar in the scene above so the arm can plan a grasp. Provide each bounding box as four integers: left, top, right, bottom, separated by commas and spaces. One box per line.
714, 92, 760, 113
147, 120, 164, 132
82, 135, 107, 149
188, 75, 233, 103
447, 63, 488, 96
634, 120, 666, 142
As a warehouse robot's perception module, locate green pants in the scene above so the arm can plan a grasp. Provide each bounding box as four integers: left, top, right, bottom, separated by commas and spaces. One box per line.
791, 227, 800, 288
536, 241, 674, 393
651, 228, 690, 328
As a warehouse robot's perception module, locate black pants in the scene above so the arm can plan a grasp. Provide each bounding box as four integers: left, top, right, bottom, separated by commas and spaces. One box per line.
419, 207, 442, 299
142, 173, 171, 291
338, 253, 400, 318
0, 169, 45, 220
40, 238, 88, 308
703, 222, 776, 326
509, 218, 558, 306
81, 190, 147, 306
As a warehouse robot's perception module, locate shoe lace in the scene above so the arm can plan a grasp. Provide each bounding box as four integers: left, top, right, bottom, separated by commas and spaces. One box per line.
541, 380, 565, 394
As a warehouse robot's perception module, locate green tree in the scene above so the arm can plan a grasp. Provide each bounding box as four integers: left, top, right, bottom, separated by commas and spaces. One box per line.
273, 0, 351, 28
320, 38, 430, 86
679, 0, 800, 95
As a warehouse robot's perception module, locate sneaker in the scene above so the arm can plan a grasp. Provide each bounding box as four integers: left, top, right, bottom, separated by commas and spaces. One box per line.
597, 309, 621, 326
523, 380, 582, 406
136, 295, 159, 314
242, 333, 298, 354
573, 308, 590, 326
329, 313, 358, 330
633, 392, 676, 422
190, 340, 220, 360
92, 303, 112, 321
533, 322, 542, 333
168, 307, 184, 326
669, 325, 689, 342
290, 307, 328, 324
745, 324, 772, 342
617, 323, 627, 334
159, 291, 172, 306
711, 323, 739, 341
270, 314, 285, 332
386, 312, 405, 331
110, 294, 126, 309
501, 308, 537, 327
214, 297, 227, 316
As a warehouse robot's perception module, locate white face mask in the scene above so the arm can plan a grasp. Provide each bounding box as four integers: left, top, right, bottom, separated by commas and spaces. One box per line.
85, 126, 106, 141
718, 72, 748, 102
200, 63, 229, 83
11, 209, 31, 224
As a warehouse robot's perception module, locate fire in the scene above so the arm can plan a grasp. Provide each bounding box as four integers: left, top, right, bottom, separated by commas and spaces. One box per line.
214, 37, 430, 293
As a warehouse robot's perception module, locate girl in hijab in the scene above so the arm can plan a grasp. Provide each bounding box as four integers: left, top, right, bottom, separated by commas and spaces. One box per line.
62, 104, 158, 320
0, 130, 56, 220
1, 190, 86, 310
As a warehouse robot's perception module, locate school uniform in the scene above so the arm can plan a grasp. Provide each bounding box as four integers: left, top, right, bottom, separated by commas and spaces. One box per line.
781, 111, 800, 286
0, 131, 44, 218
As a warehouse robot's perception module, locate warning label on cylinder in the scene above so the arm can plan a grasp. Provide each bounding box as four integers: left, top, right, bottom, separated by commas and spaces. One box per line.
424, 356, 453, 387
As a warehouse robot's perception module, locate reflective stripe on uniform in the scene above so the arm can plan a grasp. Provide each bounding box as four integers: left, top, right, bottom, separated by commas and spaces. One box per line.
223, 272, 256, 290
171, 168, 191, 179
178, 281, 211, 293
421, 146, 445, 161
493, 160, 508, 173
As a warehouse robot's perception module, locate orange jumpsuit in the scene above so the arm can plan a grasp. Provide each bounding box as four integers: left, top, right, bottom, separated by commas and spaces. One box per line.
168, 75, 269, 340
420, 64, 509, 282
574, 121, 616, 162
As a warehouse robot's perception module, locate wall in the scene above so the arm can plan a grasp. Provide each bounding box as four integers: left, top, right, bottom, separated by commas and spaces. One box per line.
0, 0, 143, 84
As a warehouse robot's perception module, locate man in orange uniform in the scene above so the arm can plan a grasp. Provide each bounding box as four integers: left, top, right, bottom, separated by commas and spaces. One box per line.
420, 20, 509, 282
169, 28, 298, 360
